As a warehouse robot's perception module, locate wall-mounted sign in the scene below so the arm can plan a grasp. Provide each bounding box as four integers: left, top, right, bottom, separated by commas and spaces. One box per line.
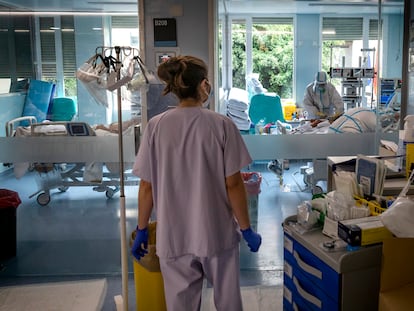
154, 18, 177, 47
154, 47, 180, 67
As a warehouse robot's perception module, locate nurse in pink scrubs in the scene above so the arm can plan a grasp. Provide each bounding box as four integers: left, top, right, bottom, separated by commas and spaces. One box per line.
132, 55, 262, 311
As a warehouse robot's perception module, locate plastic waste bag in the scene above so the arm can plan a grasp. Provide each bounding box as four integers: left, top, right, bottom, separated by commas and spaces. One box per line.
381, 169, 414, 237
241, 172, 262, 195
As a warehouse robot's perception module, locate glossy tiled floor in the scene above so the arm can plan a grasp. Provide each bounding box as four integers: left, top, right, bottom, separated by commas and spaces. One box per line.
0, 160, 318, 310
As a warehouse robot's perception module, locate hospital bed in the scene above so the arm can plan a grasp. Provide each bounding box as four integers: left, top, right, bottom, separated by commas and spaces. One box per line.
254, 104, 400, 193
224, 89, 389, 193
1, 119, 140, 206
242, 124, 399, 194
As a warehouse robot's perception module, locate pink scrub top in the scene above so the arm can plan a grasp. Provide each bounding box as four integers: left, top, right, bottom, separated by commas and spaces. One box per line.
133, 107, 252, 259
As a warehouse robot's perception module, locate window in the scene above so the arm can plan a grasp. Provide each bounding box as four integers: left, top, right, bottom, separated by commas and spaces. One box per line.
252, 18, 293, 99
322, 17, 379, 69
231, 21, 247, 90
110, 16, 140, 117
111, 16, 139, 48
39, 16, 76, 96
322, 17, 364, 71
61, 16, 76, 97
220, 17, 293, 100
0, 16, 33, 83
322, 17, 380, 106
37, 15, 137, 98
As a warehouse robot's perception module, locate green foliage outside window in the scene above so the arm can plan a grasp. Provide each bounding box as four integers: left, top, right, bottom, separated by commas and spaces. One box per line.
231, 23, 293, 99
231, 24, 247, 90
64, 78, 77, 97
252, 24, 293, 98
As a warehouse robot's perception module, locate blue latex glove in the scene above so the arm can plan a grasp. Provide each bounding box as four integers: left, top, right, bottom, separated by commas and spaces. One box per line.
241, 227, 262, 252
131, 227, 148, 260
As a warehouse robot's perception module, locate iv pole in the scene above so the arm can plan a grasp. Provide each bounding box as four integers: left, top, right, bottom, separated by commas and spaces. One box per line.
88, 45, 143, 311
114, 45, 128, 311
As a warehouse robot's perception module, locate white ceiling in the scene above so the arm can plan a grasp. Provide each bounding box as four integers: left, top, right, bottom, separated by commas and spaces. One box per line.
0, 0, 404, 14
0, 0, 138, 13
221, 0, 404, 15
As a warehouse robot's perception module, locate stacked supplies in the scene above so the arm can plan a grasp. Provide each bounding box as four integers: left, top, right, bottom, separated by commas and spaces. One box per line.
226, 88, 251, 131
356, 155, 387, 197
321, 155, 387, 240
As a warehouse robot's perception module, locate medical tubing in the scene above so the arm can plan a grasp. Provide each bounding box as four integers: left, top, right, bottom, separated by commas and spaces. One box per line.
399, 168, 414, 197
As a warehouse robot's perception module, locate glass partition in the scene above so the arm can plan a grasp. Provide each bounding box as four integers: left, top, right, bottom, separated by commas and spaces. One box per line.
218, 0, 404, 143
0, 0, 406, 280
0, 9, 140, 125
0, 2, 140, 279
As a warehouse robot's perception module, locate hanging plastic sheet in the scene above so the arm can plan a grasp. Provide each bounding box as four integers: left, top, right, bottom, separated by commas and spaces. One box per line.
76, 54, 108, 83
76, 48, 153, 108
381, 169, 414, 237
127, 55, 150, 92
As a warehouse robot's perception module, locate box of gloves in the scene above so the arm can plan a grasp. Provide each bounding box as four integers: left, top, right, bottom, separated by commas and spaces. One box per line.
337, 216, 393, 247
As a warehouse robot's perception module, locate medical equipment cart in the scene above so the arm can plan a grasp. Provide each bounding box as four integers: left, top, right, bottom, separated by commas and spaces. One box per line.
283, 215, 382, 311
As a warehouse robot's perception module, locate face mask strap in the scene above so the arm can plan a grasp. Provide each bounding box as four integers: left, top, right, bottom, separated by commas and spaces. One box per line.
202, 80, 213, 108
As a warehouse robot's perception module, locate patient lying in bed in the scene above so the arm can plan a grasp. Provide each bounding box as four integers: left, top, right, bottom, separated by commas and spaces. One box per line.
94, 117, 140, 134
290, 107, 382, 134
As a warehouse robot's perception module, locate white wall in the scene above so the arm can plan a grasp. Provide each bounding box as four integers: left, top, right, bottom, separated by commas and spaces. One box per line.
140, 0, 213, 122
142, 0, 211, 73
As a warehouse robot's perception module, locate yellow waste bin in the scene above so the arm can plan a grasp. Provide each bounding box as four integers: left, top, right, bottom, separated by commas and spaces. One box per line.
131, 222, 167, 311
133, 258, 166, 311
282, 100, 297, 120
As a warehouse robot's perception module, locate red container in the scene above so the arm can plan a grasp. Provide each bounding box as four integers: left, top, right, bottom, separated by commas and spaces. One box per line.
0, 189, 21, 261
241, 172, 262, 195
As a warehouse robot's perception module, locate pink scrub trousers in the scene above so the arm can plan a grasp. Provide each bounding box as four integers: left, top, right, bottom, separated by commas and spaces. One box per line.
159, 245, 242, 311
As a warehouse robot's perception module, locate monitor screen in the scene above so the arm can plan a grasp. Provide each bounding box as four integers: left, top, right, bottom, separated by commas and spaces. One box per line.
67, 123, 89, 136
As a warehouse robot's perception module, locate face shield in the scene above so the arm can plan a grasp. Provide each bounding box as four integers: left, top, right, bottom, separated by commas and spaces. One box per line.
312, 71, 327, 93
317, 84, 326, 92
313, 81, 327, 93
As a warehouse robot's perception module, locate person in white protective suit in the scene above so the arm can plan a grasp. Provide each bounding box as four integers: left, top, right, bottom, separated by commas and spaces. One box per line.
303, 71, 344, 120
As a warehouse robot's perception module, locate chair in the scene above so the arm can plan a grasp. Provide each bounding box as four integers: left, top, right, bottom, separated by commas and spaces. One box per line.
248, 93, 286, 125
249, 93, 287, 185
47, 97, 77, 121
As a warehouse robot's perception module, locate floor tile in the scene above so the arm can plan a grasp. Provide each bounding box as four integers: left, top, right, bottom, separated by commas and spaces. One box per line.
0, 159, 319, 309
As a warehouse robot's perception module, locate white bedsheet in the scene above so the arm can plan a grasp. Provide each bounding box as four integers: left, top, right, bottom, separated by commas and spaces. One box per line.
289, 120, 331, 134
8, 120, 138, 179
